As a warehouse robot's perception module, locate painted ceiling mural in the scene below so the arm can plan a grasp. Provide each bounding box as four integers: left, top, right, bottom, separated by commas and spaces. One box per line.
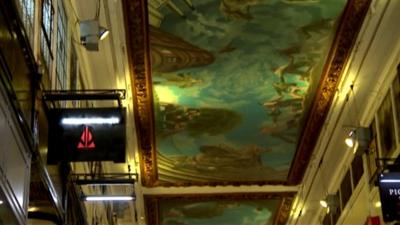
160, 199, 280, 225
144, 193, 294, 225
147, 0, 347, 184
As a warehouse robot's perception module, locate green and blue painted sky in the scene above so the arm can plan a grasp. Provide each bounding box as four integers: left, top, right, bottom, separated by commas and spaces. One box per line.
151, 0, 347, 181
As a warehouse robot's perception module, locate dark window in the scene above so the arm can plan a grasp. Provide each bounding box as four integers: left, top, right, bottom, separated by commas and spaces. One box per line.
393, 66, 400, 142
377, 92, 396, 155
41, 0, 54, 73
322, 212, 332, 225
56, 1, 67, 90
18, 0, 35, 46
70, 45, 77, 90
366, 122, 379, 184
340, 171, 352, 209
70, 46, 78, 107
332, 191, 341, 224
351, 154, 364, 188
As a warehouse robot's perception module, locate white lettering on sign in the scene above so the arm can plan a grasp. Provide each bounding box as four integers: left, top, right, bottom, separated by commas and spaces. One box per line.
389, 189, 400, 196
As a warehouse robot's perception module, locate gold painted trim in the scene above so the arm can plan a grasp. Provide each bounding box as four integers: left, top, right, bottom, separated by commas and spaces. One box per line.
287, 0, 372, 184
122, 0, 157, 186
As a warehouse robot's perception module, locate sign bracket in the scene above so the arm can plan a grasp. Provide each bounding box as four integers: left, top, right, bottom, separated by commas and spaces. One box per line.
377, 157, 400, 173
42, 89, 126, 109
71, 172, 138, 185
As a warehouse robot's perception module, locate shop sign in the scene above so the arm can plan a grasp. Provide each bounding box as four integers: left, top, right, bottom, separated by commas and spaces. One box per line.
47, 108, 126, 164
378, 172, 400, 222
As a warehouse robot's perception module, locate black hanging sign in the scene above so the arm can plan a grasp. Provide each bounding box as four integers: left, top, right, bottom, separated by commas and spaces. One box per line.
47, 107, 126, 164
378, 172, 400, 222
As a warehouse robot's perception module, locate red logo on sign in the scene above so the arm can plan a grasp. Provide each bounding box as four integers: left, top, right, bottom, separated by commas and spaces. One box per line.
77, 126, 95, 150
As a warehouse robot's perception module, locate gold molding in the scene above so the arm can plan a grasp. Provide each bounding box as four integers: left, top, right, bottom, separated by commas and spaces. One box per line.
144, 192, 295, 225
123, 0, 372, 187
287, 0, 372, 184
122, 0, 157, 187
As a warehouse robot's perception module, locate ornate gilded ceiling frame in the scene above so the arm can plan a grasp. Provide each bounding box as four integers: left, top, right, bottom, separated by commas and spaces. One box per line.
123, 0, 372, 187
123, 0, 157, 187
287, 0, 371, 184
144, 192, 295, 225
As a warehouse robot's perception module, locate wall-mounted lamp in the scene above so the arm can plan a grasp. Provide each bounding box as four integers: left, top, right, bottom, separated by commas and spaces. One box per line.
80, 19, 109, 51
374, 201, 381, 208
345, 129, 356, 147
320, 194, 339, 212
345, 127, 371, 155
99, 26, 109, 40
344, 84, 371, 153
319, 199, 328, 208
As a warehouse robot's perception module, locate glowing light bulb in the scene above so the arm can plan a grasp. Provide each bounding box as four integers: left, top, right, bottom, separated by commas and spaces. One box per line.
320, 200, 328, 208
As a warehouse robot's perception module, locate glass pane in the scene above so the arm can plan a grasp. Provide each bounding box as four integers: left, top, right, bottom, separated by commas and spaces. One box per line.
340, 171, 352, 209
351, 154, 364, 190
322, 212, 332, 225
377, 92, 396, 155
56, 2, 67, 90
393, 69, 400, 141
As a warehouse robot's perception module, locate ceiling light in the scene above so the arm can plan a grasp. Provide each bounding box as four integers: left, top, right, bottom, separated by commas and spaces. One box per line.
84, 195, 135, 201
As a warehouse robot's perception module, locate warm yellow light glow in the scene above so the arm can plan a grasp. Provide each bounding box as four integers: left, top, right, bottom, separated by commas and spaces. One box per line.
28, 207, 39, 212
292, 208, 304, 219
345, 137, 354, 147
374, 201, 381, 208
320, 200, 328, 208
154, 86, 178, 103
345, 130, 356, 148
0, 200, 3, 205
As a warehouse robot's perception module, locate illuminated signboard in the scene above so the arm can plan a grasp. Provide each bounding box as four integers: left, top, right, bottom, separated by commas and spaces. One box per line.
378, 172, 400, 222
47, 108, 126, 164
